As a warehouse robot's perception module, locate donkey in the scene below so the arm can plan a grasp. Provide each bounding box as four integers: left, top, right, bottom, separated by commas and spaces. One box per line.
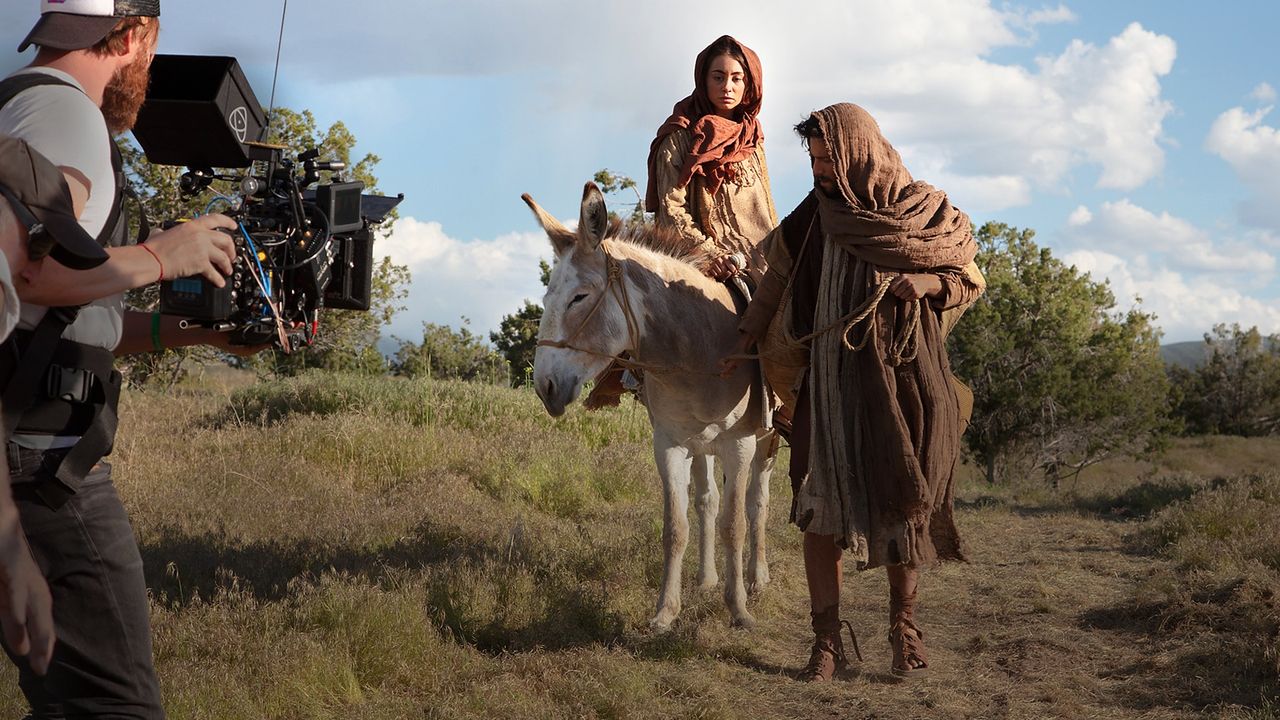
524, 182, 774, 630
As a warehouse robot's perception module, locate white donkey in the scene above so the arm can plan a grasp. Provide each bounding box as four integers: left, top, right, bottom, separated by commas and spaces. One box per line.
524, 183, 774, 630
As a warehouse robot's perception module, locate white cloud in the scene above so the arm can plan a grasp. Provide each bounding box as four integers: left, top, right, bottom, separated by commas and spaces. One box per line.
766, 16, 1176, 202
1065, 199, 1276, 275
1251, 82, 1278, 103
1060, 201, 1280, 341
376, 217, 551, 342
0, 0, 1176, 215
1024, 5, 1079, 26
1064, 249, 1280, 341
898, 148, 1031, 211
1206, 105, 1280, 231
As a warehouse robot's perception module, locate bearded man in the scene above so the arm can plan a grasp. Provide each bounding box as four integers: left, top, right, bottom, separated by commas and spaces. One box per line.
0, 2, 256, 716
725, 103, 984, 681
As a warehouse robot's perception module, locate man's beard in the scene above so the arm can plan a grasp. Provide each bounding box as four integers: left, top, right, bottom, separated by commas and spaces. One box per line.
101, 51, 151, 135
815, 177, 842, 200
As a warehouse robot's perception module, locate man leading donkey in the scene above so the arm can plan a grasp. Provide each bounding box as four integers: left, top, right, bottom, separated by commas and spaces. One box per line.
726, 102, 985, 680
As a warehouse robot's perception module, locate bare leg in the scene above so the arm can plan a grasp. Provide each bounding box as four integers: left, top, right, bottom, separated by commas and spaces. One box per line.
798, 532, 847, 681
803, 532, 842, 612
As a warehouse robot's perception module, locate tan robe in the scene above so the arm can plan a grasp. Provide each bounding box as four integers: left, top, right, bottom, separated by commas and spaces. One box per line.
651, 128, 778, 284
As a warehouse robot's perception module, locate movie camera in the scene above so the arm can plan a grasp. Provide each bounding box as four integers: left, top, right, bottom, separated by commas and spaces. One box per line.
132, 55, 402, 352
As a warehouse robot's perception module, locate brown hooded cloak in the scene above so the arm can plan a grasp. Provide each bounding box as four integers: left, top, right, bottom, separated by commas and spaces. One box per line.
744, 103, 983, 569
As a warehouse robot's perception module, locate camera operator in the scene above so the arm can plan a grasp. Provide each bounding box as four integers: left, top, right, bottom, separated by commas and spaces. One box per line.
0, 2, 266, 716
0, 134, 111, 681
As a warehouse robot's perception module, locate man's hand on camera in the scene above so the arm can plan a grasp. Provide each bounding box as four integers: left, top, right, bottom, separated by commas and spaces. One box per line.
145, 214, 238, 286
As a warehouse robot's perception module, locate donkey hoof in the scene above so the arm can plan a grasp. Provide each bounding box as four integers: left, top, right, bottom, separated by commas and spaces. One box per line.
730, 612, 756, 630
649, 614, 676, 633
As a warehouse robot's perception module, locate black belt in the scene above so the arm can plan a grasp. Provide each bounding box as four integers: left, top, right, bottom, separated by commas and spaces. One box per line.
6, 444, 77, 510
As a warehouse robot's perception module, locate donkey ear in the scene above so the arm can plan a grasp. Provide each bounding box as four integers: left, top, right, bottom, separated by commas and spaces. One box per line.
521, 193, 575, 257
578, 182, 609, 250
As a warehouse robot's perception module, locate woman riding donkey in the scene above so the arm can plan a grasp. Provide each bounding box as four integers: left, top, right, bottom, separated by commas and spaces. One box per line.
586, 35, 777, 410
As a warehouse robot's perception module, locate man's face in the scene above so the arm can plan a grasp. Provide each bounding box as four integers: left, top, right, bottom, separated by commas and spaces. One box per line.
808, 137, 839, 199
100, 23, 158, 134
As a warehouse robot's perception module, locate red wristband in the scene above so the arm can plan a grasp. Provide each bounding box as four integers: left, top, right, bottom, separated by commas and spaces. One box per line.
140, 243, 164, 282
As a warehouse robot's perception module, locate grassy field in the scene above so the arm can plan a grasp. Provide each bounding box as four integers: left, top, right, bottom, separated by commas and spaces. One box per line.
2, 369, 1276, 719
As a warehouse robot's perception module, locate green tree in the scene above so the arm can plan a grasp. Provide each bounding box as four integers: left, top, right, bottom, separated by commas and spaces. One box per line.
949, 222, 1173, 486
489, 260, 550, 387
1169, 324, 1280, 436
120, 107, 409, 384
593, 168, 647, 224
392, 321, 507, 384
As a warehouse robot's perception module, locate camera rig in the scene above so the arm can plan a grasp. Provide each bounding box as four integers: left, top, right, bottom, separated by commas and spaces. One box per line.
132, 54, 402, 352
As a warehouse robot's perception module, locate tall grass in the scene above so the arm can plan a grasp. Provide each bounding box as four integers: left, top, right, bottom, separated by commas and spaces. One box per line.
0, 369, 1274, 719
1140, 472, 1280, 709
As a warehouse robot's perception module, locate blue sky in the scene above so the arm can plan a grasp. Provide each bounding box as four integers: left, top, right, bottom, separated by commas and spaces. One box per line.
2, 1, 1276, 344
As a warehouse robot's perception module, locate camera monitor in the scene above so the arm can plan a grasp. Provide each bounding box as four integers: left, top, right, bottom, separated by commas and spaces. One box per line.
133, 55, 267, 169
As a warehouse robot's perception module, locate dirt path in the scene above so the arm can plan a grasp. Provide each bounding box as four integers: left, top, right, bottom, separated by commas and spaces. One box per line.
641, 500, 1210, 720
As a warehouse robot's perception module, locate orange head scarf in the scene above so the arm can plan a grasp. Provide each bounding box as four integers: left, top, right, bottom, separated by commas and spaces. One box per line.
645, 35, 764, 212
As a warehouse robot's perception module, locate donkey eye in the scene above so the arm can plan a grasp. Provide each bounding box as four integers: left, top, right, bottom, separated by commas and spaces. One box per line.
568, 293, 588, 308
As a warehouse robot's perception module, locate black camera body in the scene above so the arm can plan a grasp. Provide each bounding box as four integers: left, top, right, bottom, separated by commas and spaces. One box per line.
132, 54, 402, 352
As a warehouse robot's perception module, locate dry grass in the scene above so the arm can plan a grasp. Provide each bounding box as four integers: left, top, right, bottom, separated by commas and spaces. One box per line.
0, 369, 1275, 719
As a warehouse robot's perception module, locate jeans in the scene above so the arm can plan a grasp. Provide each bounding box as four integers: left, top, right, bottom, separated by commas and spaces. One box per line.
5, 446, 164, 719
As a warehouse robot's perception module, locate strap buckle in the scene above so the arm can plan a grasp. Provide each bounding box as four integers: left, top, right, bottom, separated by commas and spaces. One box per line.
45, 364, 94, 403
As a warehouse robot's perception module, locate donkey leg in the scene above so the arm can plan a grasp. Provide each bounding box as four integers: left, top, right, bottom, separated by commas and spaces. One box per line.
691, 454, 720, 591
746, 434, 775, 594
651, 434, 693, 632
717, 440, 755, 629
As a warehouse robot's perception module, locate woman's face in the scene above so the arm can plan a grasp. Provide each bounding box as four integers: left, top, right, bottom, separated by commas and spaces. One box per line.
705, 54, 747, 118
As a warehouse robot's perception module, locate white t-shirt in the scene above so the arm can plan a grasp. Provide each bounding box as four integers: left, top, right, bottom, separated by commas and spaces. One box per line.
0, 66, 124, 351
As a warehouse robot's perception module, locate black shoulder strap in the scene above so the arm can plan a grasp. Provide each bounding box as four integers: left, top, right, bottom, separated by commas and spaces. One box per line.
0, 72, 147, 246
0, 72, 77, 110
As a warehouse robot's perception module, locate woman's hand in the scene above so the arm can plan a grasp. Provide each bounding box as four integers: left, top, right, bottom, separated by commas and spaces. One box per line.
704, 255, 736, 280
704, 254, 744, 281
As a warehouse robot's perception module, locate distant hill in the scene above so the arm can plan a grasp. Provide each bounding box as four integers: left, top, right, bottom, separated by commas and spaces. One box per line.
1161, 336, 1278, 369
1161, 341, 1209, 369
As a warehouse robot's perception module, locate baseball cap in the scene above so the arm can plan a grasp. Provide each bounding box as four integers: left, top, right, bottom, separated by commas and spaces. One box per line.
18, 0, 161, 53
0, 135, 109, 270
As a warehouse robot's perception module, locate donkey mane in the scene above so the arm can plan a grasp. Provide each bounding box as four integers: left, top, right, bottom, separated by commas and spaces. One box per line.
604, 218, 715, 271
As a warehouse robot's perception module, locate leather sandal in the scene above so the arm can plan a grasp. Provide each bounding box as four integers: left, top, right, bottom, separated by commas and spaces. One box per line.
889, 588, 928, 678
889, 619, 928, 678
797, 607, 863, 682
